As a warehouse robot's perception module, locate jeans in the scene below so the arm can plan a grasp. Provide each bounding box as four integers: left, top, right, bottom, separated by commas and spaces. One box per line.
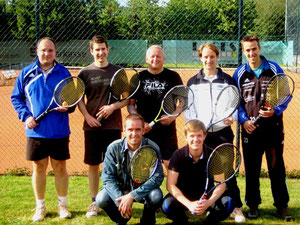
96, 188, 163, 225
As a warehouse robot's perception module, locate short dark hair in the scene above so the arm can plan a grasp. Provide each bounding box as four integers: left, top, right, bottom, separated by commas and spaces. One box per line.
125, 114, 145, 128
90, 35, 108, 49
241, 35, 260, 49
36, 37, 56, 49
184, 119, 207, 136
198, 42, 219, 58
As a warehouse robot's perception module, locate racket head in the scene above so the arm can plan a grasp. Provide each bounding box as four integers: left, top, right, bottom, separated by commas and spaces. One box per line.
130, 145, 159, 185
207, 143, 241, 183
162, 85, 194, 116
209, 85, 240, 128
110, 68, 140, 101
263, 73, 294, 108
53, 76, 85, 107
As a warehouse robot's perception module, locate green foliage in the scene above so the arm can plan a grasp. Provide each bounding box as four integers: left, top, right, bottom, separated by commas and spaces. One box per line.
1, 0, 284, 42
4, 167, 31, 176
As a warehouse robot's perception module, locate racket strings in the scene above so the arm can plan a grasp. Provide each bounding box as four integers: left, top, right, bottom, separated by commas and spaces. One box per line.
214, 86, 240, 119
55, 77, 85, 106
111, 69, 139, 100
131, 147, 157, 184
208, 145, 240, 183
163, 86, 190, 115
265, 75, 293, 107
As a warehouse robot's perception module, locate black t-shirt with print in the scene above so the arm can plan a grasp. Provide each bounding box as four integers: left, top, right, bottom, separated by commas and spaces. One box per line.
133, 68, 183, 159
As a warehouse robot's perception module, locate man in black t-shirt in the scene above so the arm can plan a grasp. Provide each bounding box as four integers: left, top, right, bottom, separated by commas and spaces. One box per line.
127, 45, 183, 168
78, 35, 129, 218
161, 120, 234, 224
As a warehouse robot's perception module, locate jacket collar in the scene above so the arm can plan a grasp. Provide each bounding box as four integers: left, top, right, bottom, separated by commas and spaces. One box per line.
245, 55, 270, 73
196, 68, 226, 81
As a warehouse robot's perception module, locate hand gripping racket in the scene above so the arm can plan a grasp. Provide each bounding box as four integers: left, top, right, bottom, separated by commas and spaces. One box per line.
130, 145, 159, 188
149, 85, 194, 127
206, 85, 240, 131
253, 73, 294, 125
98, 68, 140, 121
35, 76, 85, 123
192, 143, 241, 215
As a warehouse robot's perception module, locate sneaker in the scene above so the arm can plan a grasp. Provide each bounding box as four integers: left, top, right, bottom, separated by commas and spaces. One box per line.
86, 202, 99, 218
58, 202, 71, 219
247, 208, 259, 219
230, 208, 246, 223
32, 205, 46, 222
276, 208, 295, 222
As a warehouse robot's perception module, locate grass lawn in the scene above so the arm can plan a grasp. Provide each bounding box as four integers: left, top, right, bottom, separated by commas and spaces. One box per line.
0, 175, 299, 224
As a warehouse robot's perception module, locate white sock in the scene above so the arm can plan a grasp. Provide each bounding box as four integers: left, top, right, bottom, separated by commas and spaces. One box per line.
58, 196, 67, 205
36, 199, 45, 208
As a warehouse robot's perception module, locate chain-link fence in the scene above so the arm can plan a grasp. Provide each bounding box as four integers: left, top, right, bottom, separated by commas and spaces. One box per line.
1, 0, 300, 174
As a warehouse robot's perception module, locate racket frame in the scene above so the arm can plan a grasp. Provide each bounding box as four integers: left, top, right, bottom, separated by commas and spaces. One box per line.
130, 145, 159, 185
253, 73, 294, 125
35, 76, 85, 123
149, 85, 194, 127
107, 67, 140, 103
206, 84, 240, 131
192, 143, 241, 215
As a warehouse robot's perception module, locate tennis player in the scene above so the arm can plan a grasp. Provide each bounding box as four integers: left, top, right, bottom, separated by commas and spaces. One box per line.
11, 37, 74, 221
185, 43, 245, 222
161, 120, 234, 224
96, 114, 164, 225
127, 45, 183, 169
77, 35, 129, 218
233, 35, 293, 221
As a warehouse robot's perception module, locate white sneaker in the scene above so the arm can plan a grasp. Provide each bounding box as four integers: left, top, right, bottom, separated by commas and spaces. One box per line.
32, 205, 46, 222
58, 202, 71, 219
86, 202, 99, 218
230, 207, 246, 223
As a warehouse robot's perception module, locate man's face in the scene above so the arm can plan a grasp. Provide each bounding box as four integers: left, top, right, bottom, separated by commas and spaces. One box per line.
90, 42, 109, 64
200, 47, 218, 71
37, 39, 56, 67
124, 119, 144, 150
185, 130, 206, 152
242, 41, 261, 65
145, 47, 165, 71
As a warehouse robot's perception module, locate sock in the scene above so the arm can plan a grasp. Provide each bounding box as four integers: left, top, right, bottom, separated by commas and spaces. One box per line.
36, 199, 45, 208
58, 196, 67, 205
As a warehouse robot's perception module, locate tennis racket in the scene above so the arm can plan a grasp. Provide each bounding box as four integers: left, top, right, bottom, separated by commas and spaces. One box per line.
35, 76, 85, 123
206, 85, 240, 131
98, 68, 140, 121
192, 143, 241, 215
253, 73, 294, 125
108, 67, 140, 102
130, 145, 159, 188
148, 85, 194, 127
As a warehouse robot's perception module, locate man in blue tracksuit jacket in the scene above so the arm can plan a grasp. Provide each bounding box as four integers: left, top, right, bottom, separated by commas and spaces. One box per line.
233, 35, 293, 221
11, 37, 74, 222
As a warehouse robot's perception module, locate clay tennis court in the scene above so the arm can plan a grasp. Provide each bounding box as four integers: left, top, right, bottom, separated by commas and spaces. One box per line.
1, 69, 299, 174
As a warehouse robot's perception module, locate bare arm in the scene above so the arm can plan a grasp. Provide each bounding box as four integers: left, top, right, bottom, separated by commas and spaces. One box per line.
167, 170, 199, 213
77, 99, 101, 127
96, 99, 129, 120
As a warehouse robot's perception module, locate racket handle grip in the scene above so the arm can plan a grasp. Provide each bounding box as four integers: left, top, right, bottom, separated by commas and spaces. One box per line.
148, 121, 155, 127
35, 112, 48, 123
191, 195, 206, 215
253, 115, 261, 125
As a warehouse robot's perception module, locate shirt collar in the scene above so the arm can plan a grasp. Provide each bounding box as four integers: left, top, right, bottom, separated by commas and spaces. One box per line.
245, 55, 270, 72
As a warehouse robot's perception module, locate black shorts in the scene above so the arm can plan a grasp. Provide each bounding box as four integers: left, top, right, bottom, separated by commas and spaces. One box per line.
84, 129, 121, 165
26, 136, 70, 161
144, 127, 178, 160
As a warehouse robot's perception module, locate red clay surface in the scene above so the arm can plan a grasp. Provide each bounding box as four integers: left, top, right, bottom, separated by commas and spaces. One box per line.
1, 69, 299, 174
